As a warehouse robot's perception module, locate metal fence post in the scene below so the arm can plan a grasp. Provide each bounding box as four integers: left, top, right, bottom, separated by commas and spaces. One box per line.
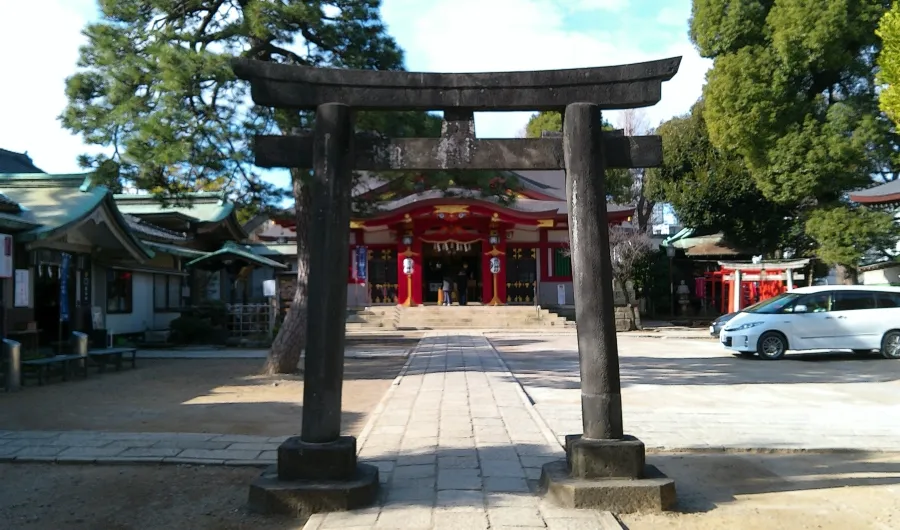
3, 338, 21, 392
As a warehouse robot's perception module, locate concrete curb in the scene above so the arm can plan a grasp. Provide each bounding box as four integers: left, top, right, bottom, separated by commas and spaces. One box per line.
3, 454, 273, 467
484, 335, 565, 451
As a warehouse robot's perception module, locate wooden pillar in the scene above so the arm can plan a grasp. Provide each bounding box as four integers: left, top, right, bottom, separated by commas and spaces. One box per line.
301, 103, 354, 444
732, 270, 742, 313
563, 102, 623, 441
786, 269, 794, 290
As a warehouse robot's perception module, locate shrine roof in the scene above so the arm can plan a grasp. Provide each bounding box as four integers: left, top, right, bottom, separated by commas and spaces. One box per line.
0, 148, 43, 173
369, 190, 632, 217
849, 179, 900, 205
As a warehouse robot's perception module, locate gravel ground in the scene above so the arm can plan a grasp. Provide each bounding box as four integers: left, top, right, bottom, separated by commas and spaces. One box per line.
0, 464, 304, 530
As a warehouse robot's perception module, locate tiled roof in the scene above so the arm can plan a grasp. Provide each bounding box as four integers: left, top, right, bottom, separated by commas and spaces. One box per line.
124, 214, 188, 241
849, 179, 900, 205
0, 148, 44, 173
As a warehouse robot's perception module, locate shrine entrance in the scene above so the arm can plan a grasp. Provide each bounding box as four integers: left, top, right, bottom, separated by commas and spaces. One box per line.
421, 241, 482, 304
233, 52, 682, 515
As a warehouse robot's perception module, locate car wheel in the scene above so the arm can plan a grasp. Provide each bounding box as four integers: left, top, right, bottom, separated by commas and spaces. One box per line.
757, 331, 787, 360
881, 330, 900, 360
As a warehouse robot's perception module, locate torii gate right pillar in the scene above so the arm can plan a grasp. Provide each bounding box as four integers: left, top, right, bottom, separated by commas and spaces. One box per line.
539, 103, 677, 512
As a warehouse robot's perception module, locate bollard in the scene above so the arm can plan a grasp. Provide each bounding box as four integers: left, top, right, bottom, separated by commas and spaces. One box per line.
71, 331, 89, 357
3, 338, 21, 392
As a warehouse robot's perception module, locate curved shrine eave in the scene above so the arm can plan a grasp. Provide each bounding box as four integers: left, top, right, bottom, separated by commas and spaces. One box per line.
352, 198, 561, 228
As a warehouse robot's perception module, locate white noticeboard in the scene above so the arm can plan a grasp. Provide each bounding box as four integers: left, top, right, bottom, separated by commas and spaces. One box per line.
262, 279, 276, 297
0, 233, 12, 279
557, 284, 566, 305
14, 269, 29, 307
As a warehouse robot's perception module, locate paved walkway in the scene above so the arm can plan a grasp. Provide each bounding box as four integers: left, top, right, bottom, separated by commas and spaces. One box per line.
490, 334, 900, 452
306, 334, 619, 530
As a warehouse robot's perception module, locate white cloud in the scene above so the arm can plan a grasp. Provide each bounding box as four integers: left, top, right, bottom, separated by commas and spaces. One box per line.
382, 0, 709, 137
0, 0, 101, 173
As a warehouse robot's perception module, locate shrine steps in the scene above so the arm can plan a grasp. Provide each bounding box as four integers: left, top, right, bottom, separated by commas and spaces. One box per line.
346, 305, 571, 330
345, 306, 401, 330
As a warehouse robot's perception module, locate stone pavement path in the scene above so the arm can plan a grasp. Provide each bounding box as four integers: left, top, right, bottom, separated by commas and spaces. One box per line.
0, 430, 280, 466
306, 334, 619, 530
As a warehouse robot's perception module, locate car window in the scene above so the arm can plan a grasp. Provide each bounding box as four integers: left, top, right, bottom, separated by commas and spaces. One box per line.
832, 291, 876, 311
744, 293, 802, 314
875, 292, 900, 308
787, 292, 831, 313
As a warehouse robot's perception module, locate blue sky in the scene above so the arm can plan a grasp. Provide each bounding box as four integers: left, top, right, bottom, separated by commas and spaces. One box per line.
0, 0, 709, 189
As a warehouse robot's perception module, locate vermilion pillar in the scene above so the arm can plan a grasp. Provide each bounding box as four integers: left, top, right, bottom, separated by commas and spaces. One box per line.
397, 231, 422, 306
482, 230, 507, 305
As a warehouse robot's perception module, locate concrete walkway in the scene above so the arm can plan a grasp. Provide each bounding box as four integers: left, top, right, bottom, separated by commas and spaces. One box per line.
306, 334, 620, 529
490, 334, 900, 452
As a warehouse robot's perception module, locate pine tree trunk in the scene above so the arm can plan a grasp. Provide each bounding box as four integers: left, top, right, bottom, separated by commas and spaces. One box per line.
263, 175, 311, 375
834, 264, 858, 285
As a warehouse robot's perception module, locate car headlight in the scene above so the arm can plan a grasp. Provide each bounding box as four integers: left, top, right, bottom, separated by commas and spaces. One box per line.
726, 321, 764, 332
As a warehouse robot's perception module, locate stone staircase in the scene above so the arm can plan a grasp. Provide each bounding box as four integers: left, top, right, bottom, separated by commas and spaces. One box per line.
346, 305, 574, 330
345, 306, 401, 330
394, 305, 571, 330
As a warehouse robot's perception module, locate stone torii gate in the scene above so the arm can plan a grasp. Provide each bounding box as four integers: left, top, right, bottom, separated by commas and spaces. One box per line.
233, 57, 681, 516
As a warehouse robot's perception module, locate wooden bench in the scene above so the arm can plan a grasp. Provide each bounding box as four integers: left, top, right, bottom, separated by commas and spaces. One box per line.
87, 348, 138, 372
21, 355, 89, 386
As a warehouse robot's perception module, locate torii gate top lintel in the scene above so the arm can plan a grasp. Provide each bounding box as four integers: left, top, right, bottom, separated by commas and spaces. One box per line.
231, 56, 682, 111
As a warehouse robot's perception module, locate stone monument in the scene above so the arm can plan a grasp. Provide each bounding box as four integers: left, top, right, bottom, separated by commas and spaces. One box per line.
233, 55, 681, 517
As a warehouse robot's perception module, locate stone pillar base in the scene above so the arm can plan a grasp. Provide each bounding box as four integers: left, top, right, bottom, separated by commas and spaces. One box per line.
540, 433, 676, 513
540, 460, 675, 513
248, 435, 379, 518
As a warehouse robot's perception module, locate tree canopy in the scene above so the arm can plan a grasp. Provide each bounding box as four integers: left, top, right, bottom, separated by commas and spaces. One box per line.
878, 2, 900, 127
691, 0, 898, 270
60, 0, 439, 220
647, 101, 797, 254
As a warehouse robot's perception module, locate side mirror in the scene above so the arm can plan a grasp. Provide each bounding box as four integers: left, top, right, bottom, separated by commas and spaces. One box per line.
793, 304, 808, 314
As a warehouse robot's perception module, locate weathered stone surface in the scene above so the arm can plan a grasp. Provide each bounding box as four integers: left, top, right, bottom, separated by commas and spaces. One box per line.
565, 434, 645, 479
564, 102, 624, 441
302, 102, 354, 444
277, 435, 357, 481
231, 57, 681, 111
247, 463, 379, 519
253, 134, 662, 171
540, 460, 675, 513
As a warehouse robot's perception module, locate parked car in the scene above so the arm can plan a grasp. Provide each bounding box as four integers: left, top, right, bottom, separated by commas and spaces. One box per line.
719, 285, 900, 360
709, 312, 738, 336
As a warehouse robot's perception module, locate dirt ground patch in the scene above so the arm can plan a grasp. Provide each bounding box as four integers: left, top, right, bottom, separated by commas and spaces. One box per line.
0, 357, 406, 436
0, 464, 305, 530
622, 452, 900, 529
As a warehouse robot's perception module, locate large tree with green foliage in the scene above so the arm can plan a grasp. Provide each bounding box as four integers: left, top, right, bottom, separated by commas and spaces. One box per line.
647, 101, 797, 254
691, 0, 897, 279
878, 2, 900, 127
61, 0, 439, 373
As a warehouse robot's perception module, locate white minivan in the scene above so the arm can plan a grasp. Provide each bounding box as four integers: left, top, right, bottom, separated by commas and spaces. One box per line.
719, 285, 900, 360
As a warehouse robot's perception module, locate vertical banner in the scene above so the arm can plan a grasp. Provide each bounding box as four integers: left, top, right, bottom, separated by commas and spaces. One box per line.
59, 253, 71, 322
356, 246, 367, 282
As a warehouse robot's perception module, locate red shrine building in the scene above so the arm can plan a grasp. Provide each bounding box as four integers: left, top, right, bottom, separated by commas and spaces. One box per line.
264, 171, 634, 307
